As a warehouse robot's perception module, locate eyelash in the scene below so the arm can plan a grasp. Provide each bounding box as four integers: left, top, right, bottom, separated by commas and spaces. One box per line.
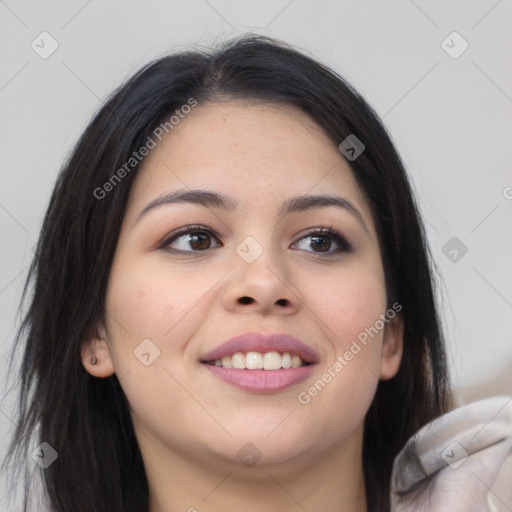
160, 224, 352, 256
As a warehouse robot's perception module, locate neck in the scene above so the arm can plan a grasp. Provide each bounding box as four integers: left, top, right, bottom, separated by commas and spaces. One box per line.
141, 426, 367, 512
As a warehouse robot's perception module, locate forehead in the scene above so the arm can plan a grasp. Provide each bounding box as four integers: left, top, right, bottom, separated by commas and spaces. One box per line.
126, 101, 371, 220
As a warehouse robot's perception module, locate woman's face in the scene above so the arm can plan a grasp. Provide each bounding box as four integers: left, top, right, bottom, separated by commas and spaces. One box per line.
83, 101, 402, 476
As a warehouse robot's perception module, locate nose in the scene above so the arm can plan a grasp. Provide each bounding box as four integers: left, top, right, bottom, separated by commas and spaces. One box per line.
221, 243, 302, 316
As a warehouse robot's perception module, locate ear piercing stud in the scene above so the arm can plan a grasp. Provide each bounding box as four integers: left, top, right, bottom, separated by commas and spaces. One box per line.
90, 357, 98, 365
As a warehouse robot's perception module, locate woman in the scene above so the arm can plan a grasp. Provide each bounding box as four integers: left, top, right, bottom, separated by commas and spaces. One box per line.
5, 34, 453, 511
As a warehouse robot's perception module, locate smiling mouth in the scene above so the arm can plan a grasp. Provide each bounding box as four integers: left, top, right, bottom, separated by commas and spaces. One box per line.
203, 351, 310, 370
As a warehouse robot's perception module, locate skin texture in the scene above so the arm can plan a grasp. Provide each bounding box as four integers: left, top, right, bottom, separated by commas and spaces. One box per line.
81, 101, 403, 512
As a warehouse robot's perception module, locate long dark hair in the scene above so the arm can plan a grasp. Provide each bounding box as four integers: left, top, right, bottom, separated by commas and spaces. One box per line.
3, 34, 451, 512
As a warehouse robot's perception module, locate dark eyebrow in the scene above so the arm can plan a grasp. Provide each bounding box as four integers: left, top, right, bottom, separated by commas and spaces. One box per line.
136, 190, 238, 222
136, 189, 369, 233
279, 194, 369, 233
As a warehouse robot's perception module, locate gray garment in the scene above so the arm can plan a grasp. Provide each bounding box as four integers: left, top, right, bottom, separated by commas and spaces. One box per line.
391, 396, 512, 511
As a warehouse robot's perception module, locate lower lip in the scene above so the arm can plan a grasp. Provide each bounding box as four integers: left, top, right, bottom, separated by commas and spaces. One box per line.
203, 364, 315, 393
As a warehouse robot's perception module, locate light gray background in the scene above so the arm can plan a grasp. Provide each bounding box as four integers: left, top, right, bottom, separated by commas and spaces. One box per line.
1, 1, 511, 510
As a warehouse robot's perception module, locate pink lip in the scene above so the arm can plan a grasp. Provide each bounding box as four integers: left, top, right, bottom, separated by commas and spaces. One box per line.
200, 332, 319, 364
204, 366, 315, 393
200, 332, 319, 394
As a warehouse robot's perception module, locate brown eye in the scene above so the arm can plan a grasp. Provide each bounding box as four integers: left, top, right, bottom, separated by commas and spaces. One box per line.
188, 232, 212, 250
309, 235, 331, 252
163, 226, 221, 253
292, 227, 351, 254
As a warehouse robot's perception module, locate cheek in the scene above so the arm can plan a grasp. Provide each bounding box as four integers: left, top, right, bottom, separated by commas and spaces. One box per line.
309, 264, 388, 352
295, 264, 387, 419
105, 258, 196, 340
104, 256, 228, 372
103, 259, 207, 437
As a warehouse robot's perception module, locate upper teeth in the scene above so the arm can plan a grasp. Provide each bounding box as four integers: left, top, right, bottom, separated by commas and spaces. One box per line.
212, 351, 305, 370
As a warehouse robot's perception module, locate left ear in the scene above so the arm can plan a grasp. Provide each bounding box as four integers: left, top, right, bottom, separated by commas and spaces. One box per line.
380, 314, 404, 380
80, 325, 116, 378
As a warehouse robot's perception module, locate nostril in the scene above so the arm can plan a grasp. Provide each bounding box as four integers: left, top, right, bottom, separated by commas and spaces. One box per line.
239, 296, 254, 305
276, 298, 289, 306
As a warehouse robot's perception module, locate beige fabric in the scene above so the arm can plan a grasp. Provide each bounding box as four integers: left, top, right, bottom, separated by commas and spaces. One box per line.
391, 396, 512, 512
